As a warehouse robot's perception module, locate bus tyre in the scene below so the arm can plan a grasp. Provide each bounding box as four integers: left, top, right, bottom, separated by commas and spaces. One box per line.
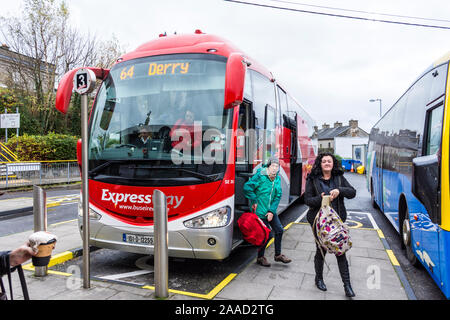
402, 212, 420, 267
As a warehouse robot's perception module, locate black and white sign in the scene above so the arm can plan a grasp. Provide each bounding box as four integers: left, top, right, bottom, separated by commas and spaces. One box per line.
73, 68, 96, 94
1, 113, 20, 128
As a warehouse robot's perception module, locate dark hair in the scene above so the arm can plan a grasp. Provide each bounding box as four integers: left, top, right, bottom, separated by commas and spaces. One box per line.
307, 152, 343, 179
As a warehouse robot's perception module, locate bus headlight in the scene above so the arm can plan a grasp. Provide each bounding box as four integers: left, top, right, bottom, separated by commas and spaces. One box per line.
78, 198, 102, 220
183, 206, 231, 229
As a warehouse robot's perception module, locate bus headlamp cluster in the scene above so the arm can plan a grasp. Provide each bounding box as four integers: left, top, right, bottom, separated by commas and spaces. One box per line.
183, 206, 231, 229
78, 198, 102, 220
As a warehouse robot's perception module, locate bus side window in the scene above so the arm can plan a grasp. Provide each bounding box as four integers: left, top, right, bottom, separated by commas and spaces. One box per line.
425, 104, 444, 156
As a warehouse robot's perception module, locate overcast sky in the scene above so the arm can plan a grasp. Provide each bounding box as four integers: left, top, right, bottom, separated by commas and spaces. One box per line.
1, 0, 449, 132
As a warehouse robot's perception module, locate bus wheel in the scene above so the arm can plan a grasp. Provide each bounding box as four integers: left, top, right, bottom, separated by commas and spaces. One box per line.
402, 211, 420, 267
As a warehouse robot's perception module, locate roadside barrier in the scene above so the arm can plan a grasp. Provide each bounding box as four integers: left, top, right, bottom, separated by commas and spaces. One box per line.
0, 160, 80, 189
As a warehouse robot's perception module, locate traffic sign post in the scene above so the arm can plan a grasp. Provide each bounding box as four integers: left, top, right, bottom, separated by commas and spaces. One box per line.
73, 68, 96, 289
1, 111, 20, 142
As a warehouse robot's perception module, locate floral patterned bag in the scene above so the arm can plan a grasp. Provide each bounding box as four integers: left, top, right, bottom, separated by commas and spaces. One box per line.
313, 195, 352, 256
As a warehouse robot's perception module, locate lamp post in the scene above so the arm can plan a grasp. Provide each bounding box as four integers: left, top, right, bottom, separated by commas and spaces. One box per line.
369, 98, 382, 117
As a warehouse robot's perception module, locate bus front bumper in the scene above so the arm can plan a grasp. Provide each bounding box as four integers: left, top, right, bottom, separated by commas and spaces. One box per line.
78, 214, 234, 260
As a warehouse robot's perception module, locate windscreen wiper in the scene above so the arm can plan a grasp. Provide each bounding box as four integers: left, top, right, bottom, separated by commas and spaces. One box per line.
127, 165, 222, 182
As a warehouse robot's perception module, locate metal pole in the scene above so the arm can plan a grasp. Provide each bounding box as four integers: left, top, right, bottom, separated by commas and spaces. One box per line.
16, 107, 18, 137
153, 189, 168, 298
81, 94, 90, 289
4, 108, 7, 143
379, 99, 382, 118
33, 185, 47, 276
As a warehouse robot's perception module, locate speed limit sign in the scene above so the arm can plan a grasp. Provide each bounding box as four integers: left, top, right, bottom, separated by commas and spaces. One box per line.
73, 68, 96, 94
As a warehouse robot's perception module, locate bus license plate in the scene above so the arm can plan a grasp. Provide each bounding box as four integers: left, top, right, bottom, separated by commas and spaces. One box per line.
123, 233, 154, 245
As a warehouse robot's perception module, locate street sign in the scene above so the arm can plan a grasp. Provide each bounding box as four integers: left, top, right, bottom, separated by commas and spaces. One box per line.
1, 113, 20, 128
73, 68, 96, 95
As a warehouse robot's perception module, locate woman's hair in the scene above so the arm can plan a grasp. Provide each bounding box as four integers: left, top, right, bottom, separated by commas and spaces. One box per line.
308, 152, 343, 179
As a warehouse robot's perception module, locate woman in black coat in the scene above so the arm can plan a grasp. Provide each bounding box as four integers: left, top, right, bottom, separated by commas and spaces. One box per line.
304, 152, 356, 297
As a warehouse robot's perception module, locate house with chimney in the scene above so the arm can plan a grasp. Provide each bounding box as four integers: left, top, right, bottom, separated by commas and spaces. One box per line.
312, 119, 369, 167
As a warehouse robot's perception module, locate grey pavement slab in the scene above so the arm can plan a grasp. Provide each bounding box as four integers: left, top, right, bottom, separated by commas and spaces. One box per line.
0, 219, 81, 255
215, 223, 409, 300
1, 209, 410, 300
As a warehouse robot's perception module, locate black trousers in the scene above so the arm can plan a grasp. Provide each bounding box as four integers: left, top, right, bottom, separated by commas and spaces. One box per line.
309, 218, 351, 284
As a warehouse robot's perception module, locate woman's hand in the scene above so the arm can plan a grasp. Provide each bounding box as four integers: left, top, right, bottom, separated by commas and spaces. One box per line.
252, 203, 258, 212
9, 242, 36, 267
266, 211, 274, 222
330, 189, 340, 201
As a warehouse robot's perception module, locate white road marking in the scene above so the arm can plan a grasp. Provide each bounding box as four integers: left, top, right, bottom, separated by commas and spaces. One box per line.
295, 208, 309, 223
99, 269, 153, 281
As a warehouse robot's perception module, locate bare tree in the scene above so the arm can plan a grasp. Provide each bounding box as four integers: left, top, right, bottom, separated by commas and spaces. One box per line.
0, 0, 126, 134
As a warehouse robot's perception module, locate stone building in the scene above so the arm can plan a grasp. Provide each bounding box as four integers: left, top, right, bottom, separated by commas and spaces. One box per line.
312, 119, 369, 166
0, 43, 55, 91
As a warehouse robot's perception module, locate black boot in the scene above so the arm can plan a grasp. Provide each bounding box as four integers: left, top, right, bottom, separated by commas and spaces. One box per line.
337, 255, 355, 297
314, 252, 327, 291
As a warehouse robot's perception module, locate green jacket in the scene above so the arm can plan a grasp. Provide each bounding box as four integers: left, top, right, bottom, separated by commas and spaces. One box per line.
243, 166, 282, 220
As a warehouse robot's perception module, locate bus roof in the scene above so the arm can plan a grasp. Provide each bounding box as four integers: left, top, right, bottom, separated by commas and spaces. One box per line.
419, 51, 450, 79
370, 51, 450, 130
432, 51, 450, 68
118, 30, 274, 80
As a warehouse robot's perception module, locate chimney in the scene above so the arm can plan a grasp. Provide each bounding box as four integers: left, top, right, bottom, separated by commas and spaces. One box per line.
349, 119, 358, 129
322, 123, 330, 129
334, 121, 342, 128
313, 126, 318, 133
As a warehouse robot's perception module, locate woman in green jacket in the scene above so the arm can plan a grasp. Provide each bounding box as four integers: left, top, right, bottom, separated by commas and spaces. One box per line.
243, 156, 291, 267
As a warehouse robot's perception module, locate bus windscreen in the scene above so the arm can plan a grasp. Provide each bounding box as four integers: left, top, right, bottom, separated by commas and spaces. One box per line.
88, 54, 232, 184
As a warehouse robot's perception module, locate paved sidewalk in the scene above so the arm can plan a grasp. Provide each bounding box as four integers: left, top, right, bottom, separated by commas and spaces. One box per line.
216, 223, 409, 300
0, 217, 412, 300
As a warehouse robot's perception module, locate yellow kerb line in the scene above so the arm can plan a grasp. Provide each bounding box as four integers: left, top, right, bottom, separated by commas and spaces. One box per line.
23, 251, 74, 272
386, 249, 400, 266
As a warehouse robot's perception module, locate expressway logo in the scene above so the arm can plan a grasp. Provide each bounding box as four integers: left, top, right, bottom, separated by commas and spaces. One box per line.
101, 189, 184, 208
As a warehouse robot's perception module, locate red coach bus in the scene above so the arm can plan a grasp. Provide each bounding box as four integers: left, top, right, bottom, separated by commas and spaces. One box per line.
55, 30, 317, 260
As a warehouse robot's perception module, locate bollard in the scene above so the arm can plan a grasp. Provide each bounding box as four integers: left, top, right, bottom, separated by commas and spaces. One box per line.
33, 185, 47, 277
153, 189, 169, 298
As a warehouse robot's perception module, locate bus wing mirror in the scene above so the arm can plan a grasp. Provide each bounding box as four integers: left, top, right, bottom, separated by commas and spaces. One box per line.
77, 139, 82, 167
412, 155, 440, 224
224, 53, 246, 109
55, 67, 110, 114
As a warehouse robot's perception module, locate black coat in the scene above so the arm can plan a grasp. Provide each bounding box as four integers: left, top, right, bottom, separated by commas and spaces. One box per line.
0, 251, 10, 277
304, 173, 356, 226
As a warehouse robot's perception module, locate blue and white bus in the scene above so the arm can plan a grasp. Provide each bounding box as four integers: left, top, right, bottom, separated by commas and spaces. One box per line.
366, 52, 450, 298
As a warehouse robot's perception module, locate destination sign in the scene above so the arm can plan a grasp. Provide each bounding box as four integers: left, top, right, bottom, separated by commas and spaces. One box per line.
119, 62, 191, 80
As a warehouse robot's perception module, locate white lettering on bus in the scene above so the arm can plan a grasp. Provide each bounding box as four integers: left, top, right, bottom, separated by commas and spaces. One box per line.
101, 189, 184, 208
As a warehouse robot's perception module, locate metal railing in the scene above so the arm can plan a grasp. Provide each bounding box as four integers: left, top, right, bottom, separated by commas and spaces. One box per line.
0, 160, 80, 189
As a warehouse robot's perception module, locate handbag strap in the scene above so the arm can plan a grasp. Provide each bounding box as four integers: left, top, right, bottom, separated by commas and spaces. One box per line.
1, 254, 14, 300
0, 254, 30, 300
16, 265, 29, 300
311, 204, 331, 271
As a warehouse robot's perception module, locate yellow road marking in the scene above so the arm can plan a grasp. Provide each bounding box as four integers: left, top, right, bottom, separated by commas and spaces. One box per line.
49, 219, 77, 227
142, 273, 237, 300
23, 251, 74, 270
386, 249, 400, 266
205, 273, 237, 299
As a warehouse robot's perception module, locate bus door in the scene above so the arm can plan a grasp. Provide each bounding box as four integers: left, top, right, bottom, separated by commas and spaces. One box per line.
374, 144, 384, 211
413, 101, 444, 279
235, 100, 254, 208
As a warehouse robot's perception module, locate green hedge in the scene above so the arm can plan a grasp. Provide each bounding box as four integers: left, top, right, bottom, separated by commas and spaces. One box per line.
5, 133, 78, 161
